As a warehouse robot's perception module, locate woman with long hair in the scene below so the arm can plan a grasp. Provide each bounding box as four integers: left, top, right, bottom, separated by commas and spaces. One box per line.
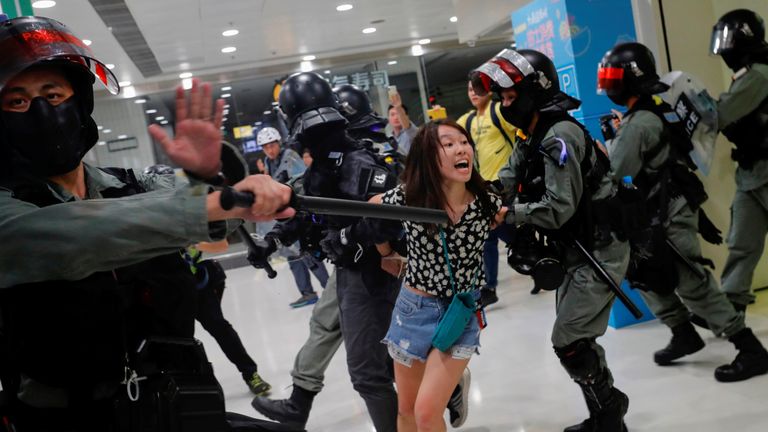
371, 119, 504, 431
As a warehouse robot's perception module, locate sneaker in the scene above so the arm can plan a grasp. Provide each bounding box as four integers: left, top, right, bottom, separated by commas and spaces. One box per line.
244, 371, 272, 396
480, 288, 498, 308
447, 368, 471, 428
290, 293, 318, 308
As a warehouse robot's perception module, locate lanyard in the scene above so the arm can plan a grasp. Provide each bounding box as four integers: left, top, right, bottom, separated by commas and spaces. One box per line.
439, 228, 479, 294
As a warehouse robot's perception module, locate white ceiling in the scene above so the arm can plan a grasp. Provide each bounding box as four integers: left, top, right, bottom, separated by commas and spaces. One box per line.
34, 0, 493, 93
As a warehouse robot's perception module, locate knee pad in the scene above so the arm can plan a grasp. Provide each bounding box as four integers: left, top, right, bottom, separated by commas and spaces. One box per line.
554, 339, 601, 384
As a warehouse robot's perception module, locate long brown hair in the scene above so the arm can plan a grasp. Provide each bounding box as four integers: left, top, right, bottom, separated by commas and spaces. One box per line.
402, 119, 494, 229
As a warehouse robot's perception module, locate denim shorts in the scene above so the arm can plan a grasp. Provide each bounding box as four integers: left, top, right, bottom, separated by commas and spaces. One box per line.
382, 285, 481, 367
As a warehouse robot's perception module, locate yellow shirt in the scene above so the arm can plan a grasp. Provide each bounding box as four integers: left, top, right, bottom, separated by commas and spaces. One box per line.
457, 102, 516, 181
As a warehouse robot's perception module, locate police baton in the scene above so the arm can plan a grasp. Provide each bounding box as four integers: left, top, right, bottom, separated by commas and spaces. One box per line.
220, 188, 450, 224
571, 239, 644, 319
665, 237, 707, 280
236, 226, 278, 279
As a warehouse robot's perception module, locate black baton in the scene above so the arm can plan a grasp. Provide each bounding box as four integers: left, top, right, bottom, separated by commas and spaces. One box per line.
236, 225, 277, 279
220, 188, 449, 224
572, 239, 643, 319
665, 237, 707, 280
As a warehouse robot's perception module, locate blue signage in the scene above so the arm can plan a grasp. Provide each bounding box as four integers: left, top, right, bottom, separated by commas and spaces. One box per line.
513, 0, 638, 139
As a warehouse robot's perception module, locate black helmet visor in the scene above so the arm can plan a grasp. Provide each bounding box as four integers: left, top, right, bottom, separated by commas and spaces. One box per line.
710, 24, 737, 55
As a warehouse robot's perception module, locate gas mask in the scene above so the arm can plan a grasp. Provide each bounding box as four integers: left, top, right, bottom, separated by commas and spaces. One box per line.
507, 225, 565, 291
1, 95, 97, 177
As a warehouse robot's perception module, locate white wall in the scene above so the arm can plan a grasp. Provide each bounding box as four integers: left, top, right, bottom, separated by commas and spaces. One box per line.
84, 97, 155, 171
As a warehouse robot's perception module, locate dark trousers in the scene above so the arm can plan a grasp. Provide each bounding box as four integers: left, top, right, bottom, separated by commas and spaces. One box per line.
336, 265, 399, 432
196, 282, 258, 377
483, 224, 513, 289
288, 254, 330, 296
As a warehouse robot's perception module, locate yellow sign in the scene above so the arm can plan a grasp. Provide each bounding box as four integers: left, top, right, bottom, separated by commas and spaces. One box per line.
427, 106, 447, 121
233, 125, 254, 139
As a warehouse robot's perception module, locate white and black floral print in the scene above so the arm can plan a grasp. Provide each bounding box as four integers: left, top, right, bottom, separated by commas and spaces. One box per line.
381, 185, 501, 298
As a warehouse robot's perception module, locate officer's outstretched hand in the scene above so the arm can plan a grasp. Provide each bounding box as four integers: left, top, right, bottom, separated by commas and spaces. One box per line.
148, 78, 225, 179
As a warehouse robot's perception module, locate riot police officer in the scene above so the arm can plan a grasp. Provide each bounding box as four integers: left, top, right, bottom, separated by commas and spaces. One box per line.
598, 41, 768, 382
711, 9, 768, 314
251, 72, 401, 431
333, 84, 399, 156
0, 16, 291, 431
472, 48, 631, 432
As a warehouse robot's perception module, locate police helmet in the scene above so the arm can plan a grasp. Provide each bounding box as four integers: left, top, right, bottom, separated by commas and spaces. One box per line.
470, 48, 580, 112
711, 9, 768, 70
597, 42, 669, 106
278, 72, 347, 137
0, 16, 120, 114
333, 84, 387, 130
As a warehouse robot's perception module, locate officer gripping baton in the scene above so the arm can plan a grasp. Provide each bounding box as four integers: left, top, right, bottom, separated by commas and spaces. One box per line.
220, 188, 450, 224
571, 238, 644, 319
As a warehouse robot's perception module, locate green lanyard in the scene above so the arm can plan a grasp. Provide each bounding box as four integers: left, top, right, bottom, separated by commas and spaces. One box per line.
439, 228, 480, 295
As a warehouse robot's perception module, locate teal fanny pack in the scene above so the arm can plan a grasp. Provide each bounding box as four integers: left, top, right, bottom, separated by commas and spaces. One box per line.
432, 291, 476, 352
431, 228, 480, 353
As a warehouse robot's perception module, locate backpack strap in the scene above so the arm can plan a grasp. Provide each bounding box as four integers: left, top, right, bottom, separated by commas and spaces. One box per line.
464, 110, 477, 137
489, 101, 514, 147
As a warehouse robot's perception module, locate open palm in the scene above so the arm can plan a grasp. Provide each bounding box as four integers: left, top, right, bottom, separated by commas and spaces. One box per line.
148, 79, 225, 178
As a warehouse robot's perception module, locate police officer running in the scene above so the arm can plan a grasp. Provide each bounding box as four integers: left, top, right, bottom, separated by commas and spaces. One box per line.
471, 48, 631, 432
598, 41, 768, 382
711, 10, 768, 314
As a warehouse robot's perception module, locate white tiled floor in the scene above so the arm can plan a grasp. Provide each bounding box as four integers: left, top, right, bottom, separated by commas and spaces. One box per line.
196, 258, 768, 432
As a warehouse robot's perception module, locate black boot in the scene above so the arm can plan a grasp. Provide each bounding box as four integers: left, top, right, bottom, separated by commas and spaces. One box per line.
715, 328, 768, 382
564, 371, 629, 432
555, 340, 628, 432
654, 322, 705, 365
251, 385, 317, 427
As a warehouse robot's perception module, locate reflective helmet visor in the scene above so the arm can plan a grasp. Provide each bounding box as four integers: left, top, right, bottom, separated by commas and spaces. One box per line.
710, 24, 737, 55
0, 17, 119, 95
596, 65, 625, 95
470, 48, 535, 96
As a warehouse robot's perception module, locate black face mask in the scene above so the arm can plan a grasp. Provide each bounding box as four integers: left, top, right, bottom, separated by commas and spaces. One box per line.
498, 93, 536, 132
300, 124, 349, 161
608, 91, 630, 106
1, 96, 97, 177
721, 50, 746, 71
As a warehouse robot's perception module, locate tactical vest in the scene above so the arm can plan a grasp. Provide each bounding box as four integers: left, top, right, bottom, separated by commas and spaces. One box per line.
722, 67, 768, 170
0, 168, 196, 396
302, 144, 399, 268
516, 111, 612, 250
627, 97, 709, 216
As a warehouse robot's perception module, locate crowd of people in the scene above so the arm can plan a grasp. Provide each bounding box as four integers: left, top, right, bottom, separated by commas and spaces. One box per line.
1, 7, 767, 432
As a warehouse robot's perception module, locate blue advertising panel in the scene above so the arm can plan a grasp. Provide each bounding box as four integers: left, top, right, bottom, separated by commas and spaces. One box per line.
513, 0, 583, 119
567, 0, 637, 139
512, 0, 638, 138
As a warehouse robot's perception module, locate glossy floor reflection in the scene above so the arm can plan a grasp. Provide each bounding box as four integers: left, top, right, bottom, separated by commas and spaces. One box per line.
196, 258, 768, 432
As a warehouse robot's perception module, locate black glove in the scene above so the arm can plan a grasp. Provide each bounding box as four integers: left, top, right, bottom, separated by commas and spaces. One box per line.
247, 234, 278, 269
698, 210, 723, 245
320, 227, 363, 266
